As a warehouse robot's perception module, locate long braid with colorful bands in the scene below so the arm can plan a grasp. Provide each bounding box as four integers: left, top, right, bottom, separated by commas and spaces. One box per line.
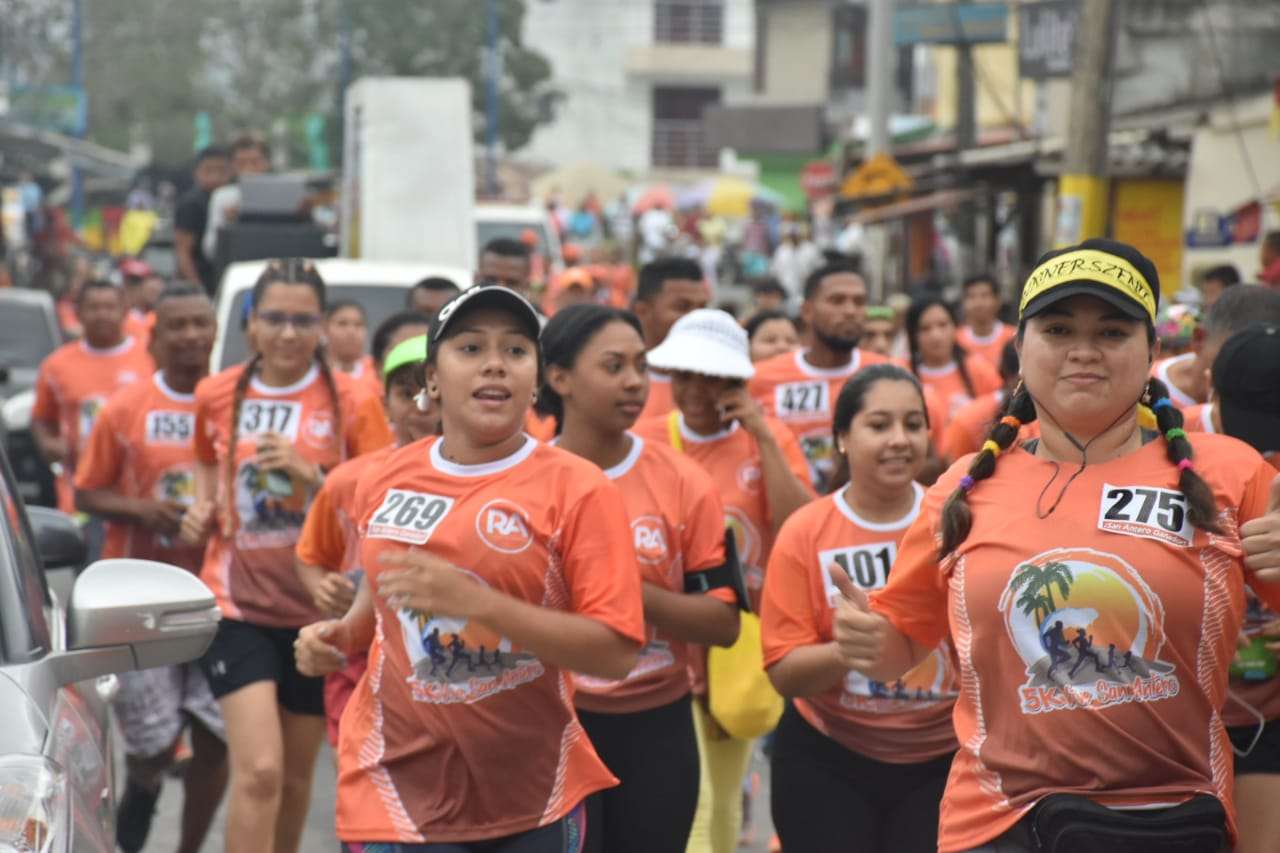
1146, 377, 1220, 534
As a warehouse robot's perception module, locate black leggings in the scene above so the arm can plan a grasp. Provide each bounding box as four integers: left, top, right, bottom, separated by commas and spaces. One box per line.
577, 693, 699, 853
771, 703, 955, 853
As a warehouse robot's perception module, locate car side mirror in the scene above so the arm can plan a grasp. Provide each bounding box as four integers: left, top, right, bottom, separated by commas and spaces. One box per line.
49, 559, 220, 687
28, 506, 86, 571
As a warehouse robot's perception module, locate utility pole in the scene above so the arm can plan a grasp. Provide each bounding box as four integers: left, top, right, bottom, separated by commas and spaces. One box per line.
484, 0, 500, 198
953, 1, 978, 275
865, 0, 894, 157
70, 0, 85, 226
336, 0, 353, 153
1056, 0, 1116, 245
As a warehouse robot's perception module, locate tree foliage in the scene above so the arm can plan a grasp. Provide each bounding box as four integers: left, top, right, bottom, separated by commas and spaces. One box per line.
4, 0, 557, 167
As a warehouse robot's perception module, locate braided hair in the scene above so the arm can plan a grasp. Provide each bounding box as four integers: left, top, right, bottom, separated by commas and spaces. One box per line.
224, 260, 343, 529
906, 296, 977, 399
938, 364, 1221, 559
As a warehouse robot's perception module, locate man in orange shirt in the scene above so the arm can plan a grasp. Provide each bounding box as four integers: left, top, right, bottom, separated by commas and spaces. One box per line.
32, 279, 154, 517
634, 258, 710, 420
74, 283, 226, 853
956, 273, 1015, 369
749, 261, 890, 492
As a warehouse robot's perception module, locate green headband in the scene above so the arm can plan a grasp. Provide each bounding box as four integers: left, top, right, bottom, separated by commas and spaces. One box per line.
382, 334, 428, 380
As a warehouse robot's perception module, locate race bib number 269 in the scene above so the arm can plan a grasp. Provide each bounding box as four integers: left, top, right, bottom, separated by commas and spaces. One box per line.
368, 490, 455, 545
1098, 483, 1194, 547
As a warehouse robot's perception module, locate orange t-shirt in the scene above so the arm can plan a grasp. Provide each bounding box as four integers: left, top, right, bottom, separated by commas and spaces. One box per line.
749, 348, 891, 492
32, 337, 156, 512
124, 309, 155, 346
524, 410, 558, 442
634, 413, 814, 601
296, 446, 394, 576
956, 322, 1016, 371
1151, 353, 1200, 408
869, 436, 1280, 852
1183, 403, 1280, 725
73, 371, 204, 572
571, 435, 730, 714
915, 354, 1003, 424
637, 370, 675, 421
335, 436, 645, 843
339, 355, 383, 402
941, 391, 1041, 462
761, 484, 959, 764
193, 362, 391, 628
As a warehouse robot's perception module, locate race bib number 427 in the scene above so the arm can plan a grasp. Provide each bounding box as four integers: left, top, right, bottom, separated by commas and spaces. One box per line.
775, 381, 830, 418
367, 490, 455, 545
1097, 483, 1194, 547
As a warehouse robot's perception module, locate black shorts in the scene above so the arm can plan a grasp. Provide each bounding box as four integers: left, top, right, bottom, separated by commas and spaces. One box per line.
1228, 718, 1280, 776
199, 619, 325, 716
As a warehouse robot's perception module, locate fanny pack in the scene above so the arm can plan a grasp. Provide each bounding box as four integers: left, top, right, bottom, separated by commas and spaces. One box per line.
1029, 793, 1226, 853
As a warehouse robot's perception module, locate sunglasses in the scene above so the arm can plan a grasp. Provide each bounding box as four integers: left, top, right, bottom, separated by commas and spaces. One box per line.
257, 311, 322, 331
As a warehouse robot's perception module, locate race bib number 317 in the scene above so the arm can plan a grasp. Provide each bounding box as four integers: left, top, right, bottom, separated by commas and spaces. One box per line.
1097, 483, 1194, 547
368, 490, 455, 545
238, 400, 302, 441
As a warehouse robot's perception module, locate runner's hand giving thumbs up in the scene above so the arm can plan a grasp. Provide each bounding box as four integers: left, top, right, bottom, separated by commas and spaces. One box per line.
829, 565, 893, 674
1242, 473, 1280, 584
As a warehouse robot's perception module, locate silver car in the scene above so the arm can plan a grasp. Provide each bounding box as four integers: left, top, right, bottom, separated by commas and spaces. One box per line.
0, 446, 220, 852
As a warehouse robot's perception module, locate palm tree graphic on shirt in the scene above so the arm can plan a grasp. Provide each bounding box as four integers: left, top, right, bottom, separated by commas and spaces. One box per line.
1011, 560, 1074, 626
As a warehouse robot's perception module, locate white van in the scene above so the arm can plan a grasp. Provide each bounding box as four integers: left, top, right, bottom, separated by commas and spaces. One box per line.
211, 259, 472, 371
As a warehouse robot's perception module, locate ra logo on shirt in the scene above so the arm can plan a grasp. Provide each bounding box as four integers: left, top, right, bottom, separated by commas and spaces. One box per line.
397, 568, 544, 705
997, 547, 1179, 715
475, 499, 533, 554
631, 515, 670, 566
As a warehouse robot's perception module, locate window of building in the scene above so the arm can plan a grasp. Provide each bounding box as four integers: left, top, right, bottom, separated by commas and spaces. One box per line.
652, 86, 721, 168
830, 4, 868, 90
654, 0, 725, 45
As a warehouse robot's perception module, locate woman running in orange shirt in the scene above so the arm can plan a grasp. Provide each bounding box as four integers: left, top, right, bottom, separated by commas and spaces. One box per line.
295, 286, 645, 852
326, 300, 383, 401
906, 295, 1002, 423
538, 304, 741, 852
834, 239, 1280, 853
762, 364, 958, 852
179, 259, 391, 853
294, 333, 439, 749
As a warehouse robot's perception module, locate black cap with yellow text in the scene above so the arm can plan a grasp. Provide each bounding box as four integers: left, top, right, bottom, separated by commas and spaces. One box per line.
1020, 238, 1161, 325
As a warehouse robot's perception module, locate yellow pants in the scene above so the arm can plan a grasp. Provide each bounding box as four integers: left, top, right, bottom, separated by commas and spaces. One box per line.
686, 700, 754, 853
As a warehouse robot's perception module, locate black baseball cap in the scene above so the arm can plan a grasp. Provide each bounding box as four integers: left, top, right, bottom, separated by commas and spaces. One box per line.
1212, 323, 1280, 455
1020, 239, 1160, 325
428, 285, 542, 349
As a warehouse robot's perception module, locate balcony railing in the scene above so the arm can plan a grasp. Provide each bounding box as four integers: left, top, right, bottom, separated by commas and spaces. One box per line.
652, 119, 718, 168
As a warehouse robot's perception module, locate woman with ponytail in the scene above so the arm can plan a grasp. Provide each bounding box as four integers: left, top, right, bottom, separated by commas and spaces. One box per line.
179, 259, 390, 853
761, 364, 958, 852
906, 295, 1002, 422
830, 239, 1280, 853
538, 303, 740, 852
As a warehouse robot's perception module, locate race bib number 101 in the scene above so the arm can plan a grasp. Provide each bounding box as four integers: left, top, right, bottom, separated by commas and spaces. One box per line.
1098, 483, 1194, 547
368, 490, 455, 545
820, 542, 897, 605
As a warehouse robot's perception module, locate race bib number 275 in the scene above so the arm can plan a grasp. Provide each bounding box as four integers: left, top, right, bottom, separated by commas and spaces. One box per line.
1098, 483, 1194, 547
368, 490, 455, 545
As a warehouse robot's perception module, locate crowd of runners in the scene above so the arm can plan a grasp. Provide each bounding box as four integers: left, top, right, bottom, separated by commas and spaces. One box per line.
28, 234, 1280, 853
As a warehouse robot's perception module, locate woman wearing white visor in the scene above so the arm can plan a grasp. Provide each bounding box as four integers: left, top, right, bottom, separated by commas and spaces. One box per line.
636, 308, 814, 852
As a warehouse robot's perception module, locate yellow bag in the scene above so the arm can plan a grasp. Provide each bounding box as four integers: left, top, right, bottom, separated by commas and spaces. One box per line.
668, 413, 784, 741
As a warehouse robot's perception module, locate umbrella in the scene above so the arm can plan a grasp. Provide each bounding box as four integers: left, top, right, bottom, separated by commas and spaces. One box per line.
531, 161, 631, 206
704, 177, 785, 218
633, 184, 676, 214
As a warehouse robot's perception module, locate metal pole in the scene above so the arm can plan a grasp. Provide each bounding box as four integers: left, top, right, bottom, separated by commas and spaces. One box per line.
1057, 0, 1116, 244
71, 0, 85, 227
336, 0, 352, 150
865, 0, 894, 157
484, 0, 500, 197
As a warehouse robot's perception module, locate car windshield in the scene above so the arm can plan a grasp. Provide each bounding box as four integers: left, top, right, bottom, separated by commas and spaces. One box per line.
219, 283, 415, 370
0, 302, 58, 369
477, 221, 553, 257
